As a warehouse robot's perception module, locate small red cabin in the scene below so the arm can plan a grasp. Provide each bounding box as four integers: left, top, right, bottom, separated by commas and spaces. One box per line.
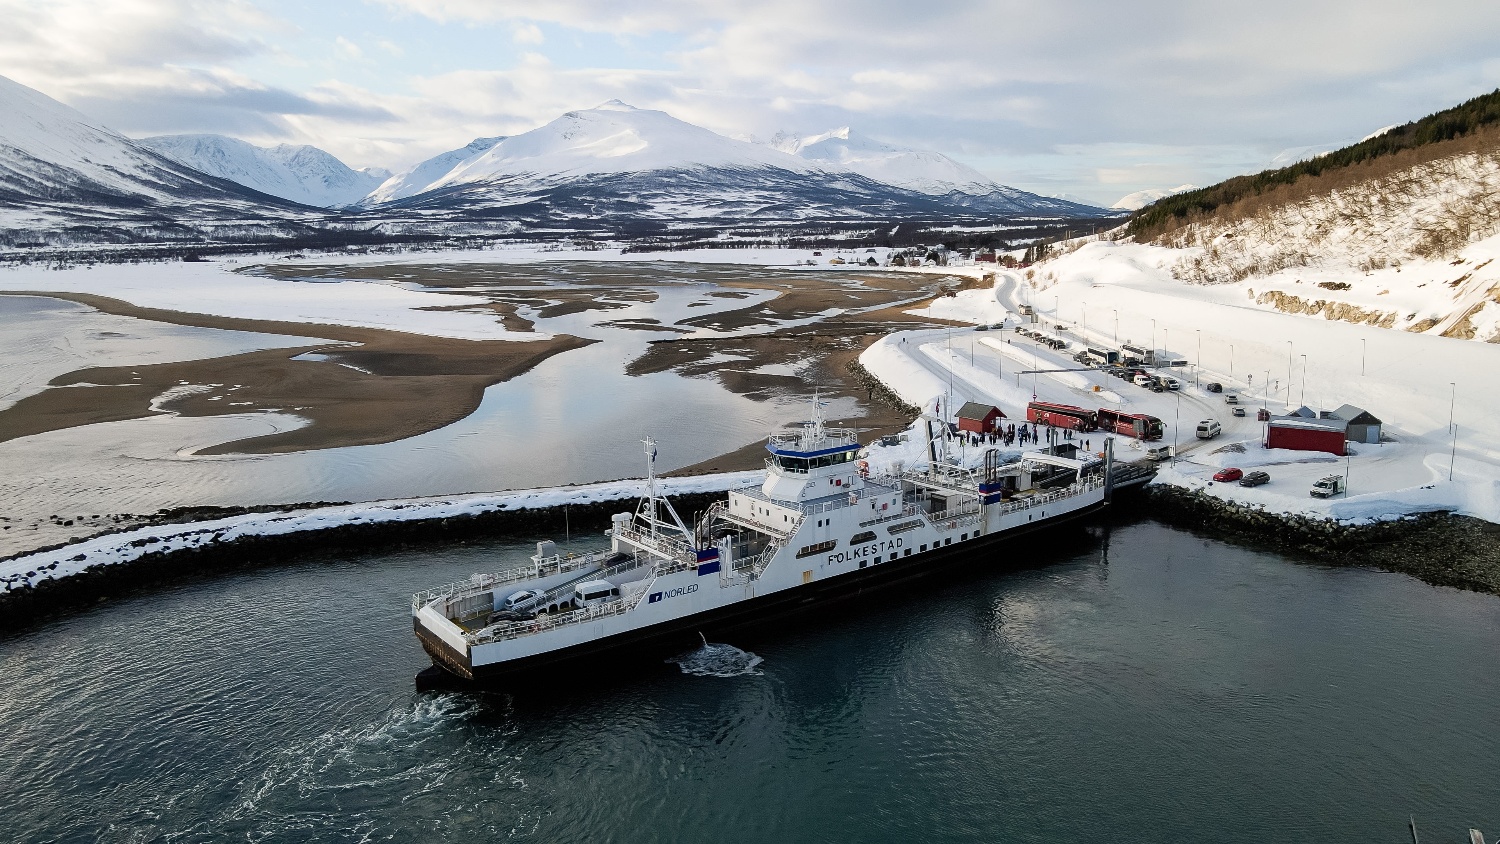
956, 401, 1006, 433
1026, 401, 1097, 431
1265, 417, 1346, 455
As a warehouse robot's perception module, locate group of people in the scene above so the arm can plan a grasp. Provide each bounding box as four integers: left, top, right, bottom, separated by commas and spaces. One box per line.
954, 421, 1097, 453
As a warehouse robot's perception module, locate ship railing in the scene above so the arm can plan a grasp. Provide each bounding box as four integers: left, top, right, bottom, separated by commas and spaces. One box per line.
857, 502, 923, 528
466, 597, 634, 645
767, 428, 858, 451
996, 477, 1103, 516
410, 548, 621, 615
929, 502, 982, 527
612, 524, 699, 578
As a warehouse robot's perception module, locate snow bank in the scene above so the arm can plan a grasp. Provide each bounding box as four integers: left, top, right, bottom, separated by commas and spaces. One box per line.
909, 286, 1011, 324
858, 333, 952, 408
0, 471, 763, 592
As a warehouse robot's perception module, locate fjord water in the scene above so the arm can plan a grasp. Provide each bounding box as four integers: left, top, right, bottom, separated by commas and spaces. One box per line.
2, 520, 1496, 842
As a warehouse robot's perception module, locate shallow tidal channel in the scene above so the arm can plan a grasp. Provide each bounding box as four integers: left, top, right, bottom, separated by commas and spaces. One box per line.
1, 518, 1495, 842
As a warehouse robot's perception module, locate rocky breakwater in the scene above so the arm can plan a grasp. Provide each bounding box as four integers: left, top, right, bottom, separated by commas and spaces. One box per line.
1142, 483, 1500, 593
0, 473, 759, 632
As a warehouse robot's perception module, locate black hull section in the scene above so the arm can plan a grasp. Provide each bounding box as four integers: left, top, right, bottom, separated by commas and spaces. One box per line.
417, 498, 1107, 687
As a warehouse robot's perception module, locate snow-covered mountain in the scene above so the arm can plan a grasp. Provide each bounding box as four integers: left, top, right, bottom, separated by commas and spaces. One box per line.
0, 74, 311, 244
1111, 184, 1198, 211
770, 127, 995, 195
365, 136, 506, 205
363, 101, 1110, 222
139, 134, 389, 208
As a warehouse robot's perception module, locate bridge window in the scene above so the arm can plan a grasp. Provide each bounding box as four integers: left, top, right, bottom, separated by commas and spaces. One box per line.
776, 455, 809, 473
796, 540, 836, 559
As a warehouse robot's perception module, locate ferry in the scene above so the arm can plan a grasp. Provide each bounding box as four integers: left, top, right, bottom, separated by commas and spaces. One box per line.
412, 402, 1132, 683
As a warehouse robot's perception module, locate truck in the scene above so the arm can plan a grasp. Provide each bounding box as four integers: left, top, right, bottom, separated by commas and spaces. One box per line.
1309, 475, 1346, 498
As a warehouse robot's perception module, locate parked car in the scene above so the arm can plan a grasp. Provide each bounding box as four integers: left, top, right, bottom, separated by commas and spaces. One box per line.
1310, 475, 1346, 498
1232, 406, 1247, 417
1224, 393, 1239, 404
1205, 382, 1223, 393
1239, 471, 1270, 487
503, 589, 543, 612
1133, 374, 1154, 388
1213, 467, 1244, 482
1196, 419, 1222, 439
1160, 376, 1182, 390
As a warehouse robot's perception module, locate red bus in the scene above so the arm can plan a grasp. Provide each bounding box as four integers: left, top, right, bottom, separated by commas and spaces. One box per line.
1097, 408, 1164, 440
1026, 401, 1097, 431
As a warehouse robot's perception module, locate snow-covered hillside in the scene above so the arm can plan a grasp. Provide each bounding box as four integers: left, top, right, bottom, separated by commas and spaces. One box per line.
139, 135, 389, 208
0, 74, 310, 244
1111, 184, 1197, 211
1129, 144, 1500, 340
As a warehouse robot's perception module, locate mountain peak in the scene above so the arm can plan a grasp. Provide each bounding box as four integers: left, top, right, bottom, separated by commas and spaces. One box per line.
593, 99, 638, 112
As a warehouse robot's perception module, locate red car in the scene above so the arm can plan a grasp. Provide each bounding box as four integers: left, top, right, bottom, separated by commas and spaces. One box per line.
1213, 467, 1243, 483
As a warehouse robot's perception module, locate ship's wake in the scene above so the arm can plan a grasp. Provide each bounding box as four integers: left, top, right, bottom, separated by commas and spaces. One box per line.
668, 635, 764, 677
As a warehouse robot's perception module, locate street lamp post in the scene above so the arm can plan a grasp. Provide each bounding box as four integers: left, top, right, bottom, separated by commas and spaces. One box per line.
1151, 318, 1156, 367
1286, 341, 1294, 408
1448, 381, 1460, 481
1081, 300, 1087, 344
1361, 338, 1366, 377
1230, 344, 1235, 381
1300, 354, 1307, 406
1172, 389, 1181, 467
1195, 329, 1201, 389
1112, 309, 1118, 343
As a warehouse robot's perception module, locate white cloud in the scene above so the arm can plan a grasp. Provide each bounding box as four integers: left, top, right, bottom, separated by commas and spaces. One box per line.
335, 36, 364, 60
511, 23, 544, 45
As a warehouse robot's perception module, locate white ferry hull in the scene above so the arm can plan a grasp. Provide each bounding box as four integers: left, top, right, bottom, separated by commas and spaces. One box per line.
415, 493, 1108, 683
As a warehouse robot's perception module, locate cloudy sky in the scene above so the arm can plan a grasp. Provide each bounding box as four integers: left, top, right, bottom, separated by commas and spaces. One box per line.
2, 0, 1498, 205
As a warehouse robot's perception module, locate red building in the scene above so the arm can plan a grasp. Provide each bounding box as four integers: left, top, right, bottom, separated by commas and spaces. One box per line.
956, 402, 1006, 434
1265, 417, 1346, 455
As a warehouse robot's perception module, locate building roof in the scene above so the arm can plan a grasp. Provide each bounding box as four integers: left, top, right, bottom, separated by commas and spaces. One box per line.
1268, 416, 1347, 434
955, 401, 1005, 420
1331, 403, 1381, 425
1288, 405, 1318, 418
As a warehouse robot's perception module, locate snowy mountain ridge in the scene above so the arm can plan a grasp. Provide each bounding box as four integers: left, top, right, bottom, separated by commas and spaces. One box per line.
768, 126, 1000, 196
0, 73, 309, 244
138, 134, 389, 208
362, 102, 1107, 219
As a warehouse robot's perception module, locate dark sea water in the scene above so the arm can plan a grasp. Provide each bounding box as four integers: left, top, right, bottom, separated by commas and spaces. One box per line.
1, 520, 1497, 843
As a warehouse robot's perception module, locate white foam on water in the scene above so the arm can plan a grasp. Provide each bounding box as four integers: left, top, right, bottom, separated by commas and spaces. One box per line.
667, 641, 765, 677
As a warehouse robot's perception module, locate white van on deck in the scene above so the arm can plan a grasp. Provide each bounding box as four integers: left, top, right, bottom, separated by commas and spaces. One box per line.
573, 580, 621, 609
1195, 420, 1222, 439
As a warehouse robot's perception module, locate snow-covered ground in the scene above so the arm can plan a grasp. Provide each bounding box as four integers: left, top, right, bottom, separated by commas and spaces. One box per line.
859, 258, 1500, 525
0, 260, 545, 341
0, 471, 763, 592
